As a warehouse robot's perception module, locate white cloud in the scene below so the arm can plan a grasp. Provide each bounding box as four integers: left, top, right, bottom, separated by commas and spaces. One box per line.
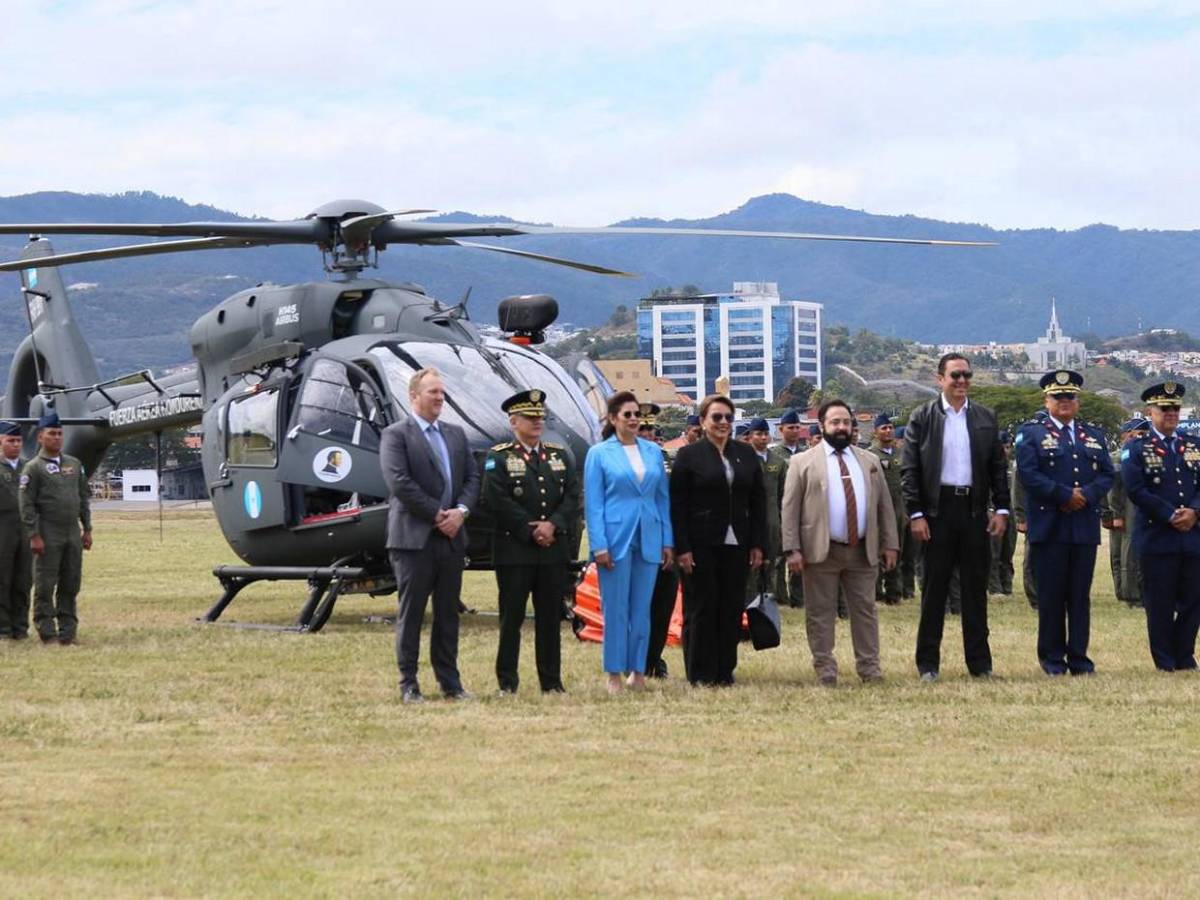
1, 2, 1199, 229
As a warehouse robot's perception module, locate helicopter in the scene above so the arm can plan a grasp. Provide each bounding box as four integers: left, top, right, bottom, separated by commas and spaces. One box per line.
0, 199, 989, 630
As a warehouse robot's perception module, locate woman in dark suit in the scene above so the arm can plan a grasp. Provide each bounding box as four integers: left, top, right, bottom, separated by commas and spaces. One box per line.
584, 391, 674, 694
670, 394, 767, 686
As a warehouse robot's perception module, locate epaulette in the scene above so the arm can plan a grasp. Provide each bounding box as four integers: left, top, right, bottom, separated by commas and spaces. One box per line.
544, 442, 564, 450
490, 442, 513, 452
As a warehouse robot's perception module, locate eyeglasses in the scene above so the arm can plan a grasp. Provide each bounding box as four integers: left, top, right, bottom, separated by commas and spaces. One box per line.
708, 413, 734, 423
947, 371, 973, 381
1047, 392, 1078, 401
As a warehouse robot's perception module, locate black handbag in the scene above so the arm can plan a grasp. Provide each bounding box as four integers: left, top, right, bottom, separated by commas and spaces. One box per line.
745, 567, 782, 650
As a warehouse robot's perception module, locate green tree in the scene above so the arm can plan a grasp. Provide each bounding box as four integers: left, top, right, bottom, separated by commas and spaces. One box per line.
775, 376, 814, 410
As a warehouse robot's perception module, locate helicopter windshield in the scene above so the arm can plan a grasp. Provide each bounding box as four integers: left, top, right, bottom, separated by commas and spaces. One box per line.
369, 341, 598, 444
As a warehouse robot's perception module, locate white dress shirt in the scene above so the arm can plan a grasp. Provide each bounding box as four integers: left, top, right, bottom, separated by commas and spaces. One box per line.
823, 442, 867, 543
939, 395, 973, 486
1048, 415, 1076, 443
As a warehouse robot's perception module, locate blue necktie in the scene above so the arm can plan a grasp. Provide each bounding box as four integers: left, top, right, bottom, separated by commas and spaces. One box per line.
427, 425, 454, 507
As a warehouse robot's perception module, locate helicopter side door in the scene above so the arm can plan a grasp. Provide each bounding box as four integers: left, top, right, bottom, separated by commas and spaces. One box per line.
221, 381, 288, 531
282, 356, 391, 525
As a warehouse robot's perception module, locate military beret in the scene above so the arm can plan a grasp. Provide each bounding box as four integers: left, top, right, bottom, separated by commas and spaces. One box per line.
0, 420, 20, 436
779, 409, 801, 426
36, 410, 61, 430
685, 414, 701, 427
746, 417, 770, 433
734, 424, 749, 438
895, 425, 906, 440
1039, 369, 1083, 395
998, 429, 1011, 443
1141, 381, 1185, 406
808, 424, 821, 437
1120, 417, 1150, 434
502, 389, 546, 418
874, 413, 893, 428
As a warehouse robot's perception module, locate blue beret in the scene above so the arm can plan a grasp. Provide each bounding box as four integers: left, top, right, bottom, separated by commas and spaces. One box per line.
36, 411, 61, 430
0, 420, 20, 437
779, 409, 801, 425
747, 417, 770, 433
895, 425, 906, 439
873, 413, 893, 428
685, 415, 701, 427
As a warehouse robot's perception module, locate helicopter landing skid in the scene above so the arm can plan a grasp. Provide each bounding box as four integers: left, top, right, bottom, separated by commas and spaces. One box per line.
202, 564, 369, 634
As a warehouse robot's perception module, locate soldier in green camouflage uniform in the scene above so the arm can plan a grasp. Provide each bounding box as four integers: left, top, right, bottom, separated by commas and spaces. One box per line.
988, 433, 1018, 595
20, 412, 92, 644
0, 421, 32, 639
482, 390, 580, 693
869, 414, 905, 604
1107, 417, 1148, 608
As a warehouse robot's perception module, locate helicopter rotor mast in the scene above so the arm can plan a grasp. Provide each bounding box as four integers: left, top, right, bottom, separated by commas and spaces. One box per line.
0, 198, 995, 278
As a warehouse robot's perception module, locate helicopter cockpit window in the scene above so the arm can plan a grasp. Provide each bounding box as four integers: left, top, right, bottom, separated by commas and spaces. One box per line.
227, 388, 279, 467
487, 341, 599, 440
369, 343, 512, 439
295, 358, 383, 451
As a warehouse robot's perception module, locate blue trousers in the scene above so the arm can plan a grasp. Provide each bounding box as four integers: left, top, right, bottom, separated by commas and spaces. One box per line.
597, 547, 658, 674
1033, 542, 1097, 674
1141, 553, 1200, 671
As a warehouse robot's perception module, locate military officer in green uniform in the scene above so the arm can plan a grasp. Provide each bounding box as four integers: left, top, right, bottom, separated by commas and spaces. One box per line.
988, 431, 1018, 596
770, 409, 806, 607
1107, 417, 1148, 607
869, 413, 906, 604
19, 411, 92, 645
745, 417, 784, 602
482, 390, 580, 693
0, 421, 32, 639
638, 403, 678, 678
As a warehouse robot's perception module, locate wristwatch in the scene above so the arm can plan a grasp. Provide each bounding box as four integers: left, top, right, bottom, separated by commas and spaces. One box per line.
456, 504, 470, 519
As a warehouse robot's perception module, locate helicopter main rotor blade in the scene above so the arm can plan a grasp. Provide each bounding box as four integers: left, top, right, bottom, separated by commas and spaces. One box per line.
0, 220, 325, 241
340, 209, 437, 250
378, 221, 995, 247
448, 240, 638, 277
0, 236, 280, 271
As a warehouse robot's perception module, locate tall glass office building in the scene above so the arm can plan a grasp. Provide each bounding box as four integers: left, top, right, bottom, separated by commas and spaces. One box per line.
636, 283, 822, 403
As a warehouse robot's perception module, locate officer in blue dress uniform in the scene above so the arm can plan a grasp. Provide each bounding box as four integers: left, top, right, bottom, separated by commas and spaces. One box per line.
1121, 382, 1200, 671
1015, 369, 1114, 675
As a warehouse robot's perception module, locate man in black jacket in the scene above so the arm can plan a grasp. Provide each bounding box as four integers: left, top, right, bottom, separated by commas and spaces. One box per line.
901, 353, 1010, 680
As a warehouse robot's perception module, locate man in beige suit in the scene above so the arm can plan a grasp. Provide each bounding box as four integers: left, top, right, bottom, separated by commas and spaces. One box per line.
782, 400, 900, 686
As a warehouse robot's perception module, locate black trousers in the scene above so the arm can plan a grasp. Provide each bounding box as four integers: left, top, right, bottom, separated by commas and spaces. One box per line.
915, 490, 993, 676
0, 520, 31, 638
1033, 542, 1097, 674
644, 564, 678, 675
390, 534, 465, 695
495, 563, 565, 691
682, 545, 750, 685
1141, 552, 1200, 671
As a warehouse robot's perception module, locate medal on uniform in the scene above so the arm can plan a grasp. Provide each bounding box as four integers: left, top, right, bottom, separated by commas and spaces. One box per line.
505, 456, 526, 475
514, 486, 524, 497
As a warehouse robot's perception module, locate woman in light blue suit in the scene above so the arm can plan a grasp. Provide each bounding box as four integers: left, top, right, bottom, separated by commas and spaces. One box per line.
584, 391, 674, 693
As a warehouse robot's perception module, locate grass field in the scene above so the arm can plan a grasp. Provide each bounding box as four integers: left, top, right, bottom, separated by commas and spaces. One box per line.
1, 509, 1198, 897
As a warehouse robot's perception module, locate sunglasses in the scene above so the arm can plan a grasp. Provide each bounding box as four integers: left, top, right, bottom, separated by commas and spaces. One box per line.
708, 413, 734, 423
1047, 392, 1078, 401
617, 410, 639, 419
947, 371, 973, 381
1159, 405, 1182, 413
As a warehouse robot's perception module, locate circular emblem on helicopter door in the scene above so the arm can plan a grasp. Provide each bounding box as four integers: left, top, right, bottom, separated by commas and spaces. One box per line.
244, 481, 262, 520
313, 447, 353, 483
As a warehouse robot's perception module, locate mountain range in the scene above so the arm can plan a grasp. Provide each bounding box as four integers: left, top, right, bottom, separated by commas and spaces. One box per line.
2, 190, 1199, 378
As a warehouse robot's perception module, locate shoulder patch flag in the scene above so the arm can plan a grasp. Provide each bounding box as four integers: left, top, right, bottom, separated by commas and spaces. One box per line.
1120, 448, 1130, 461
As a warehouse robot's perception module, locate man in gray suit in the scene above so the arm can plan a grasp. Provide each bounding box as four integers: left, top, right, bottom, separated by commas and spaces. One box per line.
380, 366, 481, 703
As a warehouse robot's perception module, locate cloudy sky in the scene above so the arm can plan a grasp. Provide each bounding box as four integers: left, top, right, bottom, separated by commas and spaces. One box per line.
2, 1, 1199, 230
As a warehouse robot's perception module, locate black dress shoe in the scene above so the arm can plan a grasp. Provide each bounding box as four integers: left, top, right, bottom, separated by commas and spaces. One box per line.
38, 633, 57, 644
11, 633, 28, 641
541, 684, 566, 694
444, 688, 474, 701
59, 636, 77, 646
400, 687, 425, 704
